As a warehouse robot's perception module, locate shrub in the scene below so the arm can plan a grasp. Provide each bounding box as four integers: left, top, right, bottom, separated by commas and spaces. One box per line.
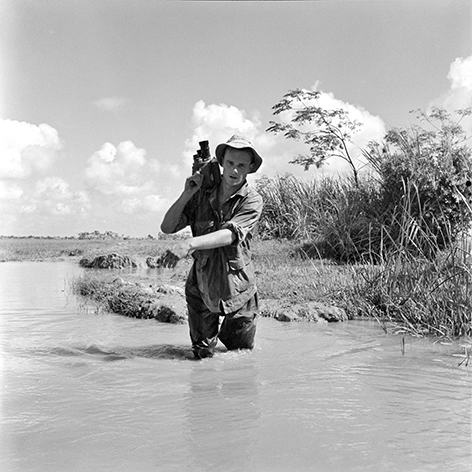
256, 174, 384, 262
364, 107, 472, 258
259, 107, 471, 263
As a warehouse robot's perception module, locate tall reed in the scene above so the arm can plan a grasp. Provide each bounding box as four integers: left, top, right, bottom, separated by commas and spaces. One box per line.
256, 174, 384, 262
256, 172, 471, 337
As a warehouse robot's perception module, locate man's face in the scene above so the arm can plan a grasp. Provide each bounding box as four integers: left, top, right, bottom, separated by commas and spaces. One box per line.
221, 148, 254, 188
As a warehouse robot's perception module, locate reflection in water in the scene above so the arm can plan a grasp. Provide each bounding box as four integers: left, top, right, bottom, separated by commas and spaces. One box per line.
42, 344, 195, 361
0, 262, 471, 472
184, 355, 260, 472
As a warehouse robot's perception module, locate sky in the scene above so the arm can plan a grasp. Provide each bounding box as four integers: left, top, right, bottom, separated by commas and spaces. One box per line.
0, 0, 471, 237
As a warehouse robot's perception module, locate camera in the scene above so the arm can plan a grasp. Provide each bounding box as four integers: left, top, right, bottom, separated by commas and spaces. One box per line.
192, 140, 221, 189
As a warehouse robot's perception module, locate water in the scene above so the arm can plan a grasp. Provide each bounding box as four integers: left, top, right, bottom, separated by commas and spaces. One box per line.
0, 262, 470, 472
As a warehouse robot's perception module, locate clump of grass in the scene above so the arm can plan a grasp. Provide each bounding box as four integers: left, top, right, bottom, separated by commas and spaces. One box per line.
72, 274, 186, 323
256, 174, 384, 262
344, 189, 471, 338
334, 232, 472, 338
255, 151, 471, 337
252, 238, 360, 307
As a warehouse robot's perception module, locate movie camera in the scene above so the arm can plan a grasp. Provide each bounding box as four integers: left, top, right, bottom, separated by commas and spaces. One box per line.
191, 140, 221, 189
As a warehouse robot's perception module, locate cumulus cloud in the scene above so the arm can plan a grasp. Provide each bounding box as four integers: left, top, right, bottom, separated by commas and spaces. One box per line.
185, 96, 386, 180
0, 181, 23, 200
185, 101, 273, 176
0, 119, 80, 234
85, 141, 157, 197
185, 101, 263, 160
84, 140, 167, 217
448, 56, 472, 91
25, 177, 89, 216
316, 90, 386, 173
0, 174, 90, 235
429, 55, 472, 133
433, 55, 472, 114
93, 96, 129, 112
0, 119, 63, 179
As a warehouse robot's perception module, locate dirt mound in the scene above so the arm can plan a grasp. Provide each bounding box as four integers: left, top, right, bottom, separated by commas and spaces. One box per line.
79, 253, 139, 269
261, 299, 347, 323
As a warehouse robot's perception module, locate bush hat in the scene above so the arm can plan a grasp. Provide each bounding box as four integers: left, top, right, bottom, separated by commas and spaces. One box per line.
215, 135, 263, 173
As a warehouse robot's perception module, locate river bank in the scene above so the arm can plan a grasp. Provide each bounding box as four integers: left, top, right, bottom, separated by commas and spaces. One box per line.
1, 237, 471, 339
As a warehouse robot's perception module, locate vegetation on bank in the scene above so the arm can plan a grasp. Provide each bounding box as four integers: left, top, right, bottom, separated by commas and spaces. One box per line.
1, 235, 470, 338
0, 238, 169, 263
258, 102, 472, 338
72, 271, 188, 324
1, 102, 470, 339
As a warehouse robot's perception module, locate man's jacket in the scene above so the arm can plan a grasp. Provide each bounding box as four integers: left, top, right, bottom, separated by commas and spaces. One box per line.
175, 182, 263, 313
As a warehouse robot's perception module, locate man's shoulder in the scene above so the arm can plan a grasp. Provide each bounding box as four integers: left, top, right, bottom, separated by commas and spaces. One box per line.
245, 183, 263, 203
237, 181, 260, 197
234, 184, 263, 216
229, 182, 263, 210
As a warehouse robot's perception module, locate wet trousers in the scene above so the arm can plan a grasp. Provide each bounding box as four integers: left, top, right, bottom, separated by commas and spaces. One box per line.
185, 281, 258, 359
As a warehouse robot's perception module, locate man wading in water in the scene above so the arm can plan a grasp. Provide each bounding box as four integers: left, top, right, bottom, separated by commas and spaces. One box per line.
160, 135, 263, 359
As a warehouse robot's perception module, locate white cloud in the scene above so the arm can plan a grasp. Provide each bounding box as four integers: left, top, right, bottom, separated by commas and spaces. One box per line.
0, 181, 23, 200
184, 101, 273, 177
184, 96, 386, 183
433, 55, 472, 112
31, 177, 89, 216
430, 55, 472, 133
0, 175, 90, 235
318, 91, 386, 173
93, 142, 116, 163
185, 101, 264, 164
0, 119, 81, 235
0, 119, 63, 179
93, 96, 129, 112
35, 176, 71, 199
3, 176, 87, 214
85, 140, 159, 197
191, 100, 261, 134
448, 56, 472, 92
258, 88, 386, 178
84, 140, 168, 219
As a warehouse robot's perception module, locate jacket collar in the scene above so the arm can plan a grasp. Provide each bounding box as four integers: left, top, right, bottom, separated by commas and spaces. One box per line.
208, 180, 249, 210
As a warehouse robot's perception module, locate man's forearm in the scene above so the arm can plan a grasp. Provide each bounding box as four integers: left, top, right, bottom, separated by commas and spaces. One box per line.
160, 228, 236, 268
187, 229, 235, 251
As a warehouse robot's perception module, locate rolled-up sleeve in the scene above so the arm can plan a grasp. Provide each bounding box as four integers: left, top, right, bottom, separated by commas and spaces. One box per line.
221, 190, 263, 244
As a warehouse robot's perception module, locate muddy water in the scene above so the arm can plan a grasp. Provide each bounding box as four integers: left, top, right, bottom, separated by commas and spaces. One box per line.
0, 262, 470, 472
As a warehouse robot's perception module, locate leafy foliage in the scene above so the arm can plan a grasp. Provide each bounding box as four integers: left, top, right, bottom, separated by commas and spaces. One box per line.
267, 88, 363, 185
364, 107, 472, 256
259, 106, 471, 263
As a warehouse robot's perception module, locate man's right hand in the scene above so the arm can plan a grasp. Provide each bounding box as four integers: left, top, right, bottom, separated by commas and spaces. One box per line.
160, 240, 192, 268
185, 172, 203, 195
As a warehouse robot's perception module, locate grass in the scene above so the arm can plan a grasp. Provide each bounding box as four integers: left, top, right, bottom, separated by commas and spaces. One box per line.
0, 237, 172, 262
72, 273, 187, 323
255, 169, 472, 339
1, 236, 471, 339
252, 239, 357, 303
